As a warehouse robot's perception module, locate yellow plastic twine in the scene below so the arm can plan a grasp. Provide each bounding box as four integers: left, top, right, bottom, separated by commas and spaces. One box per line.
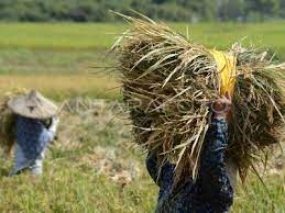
209, 49, 237, 97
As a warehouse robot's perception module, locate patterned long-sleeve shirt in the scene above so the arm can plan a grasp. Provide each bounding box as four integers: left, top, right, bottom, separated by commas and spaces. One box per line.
13, 116, 56, 173
146, 118, 233, 213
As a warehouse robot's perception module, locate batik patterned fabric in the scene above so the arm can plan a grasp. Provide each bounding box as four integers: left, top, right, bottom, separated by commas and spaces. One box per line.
12, 116, 55, 174
146, 118, 233, 213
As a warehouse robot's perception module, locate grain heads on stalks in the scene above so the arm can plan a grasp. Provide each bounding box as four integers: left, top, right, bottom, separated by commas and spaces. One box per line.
112, 12, 285, 182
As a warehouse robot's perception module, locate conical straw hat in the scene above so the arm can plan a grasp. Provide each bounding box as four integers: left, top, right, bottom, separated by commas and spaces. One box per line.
8, 90, 58, 119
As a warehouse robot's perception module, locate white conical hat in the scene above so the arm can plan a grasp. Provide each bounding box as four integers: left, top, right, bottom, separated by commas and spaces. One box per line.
8, 90, 58, 119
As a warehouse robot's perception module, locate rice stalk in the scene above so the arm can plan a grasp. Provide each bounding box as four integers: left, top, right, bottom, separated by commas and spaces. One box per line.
112, 12, 285, 182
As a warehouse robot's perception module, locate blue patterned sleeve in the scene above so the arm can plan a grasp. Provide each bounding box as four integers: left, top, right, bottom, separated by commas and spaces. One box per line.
196, 118, 233, 211
145, 151, 175, 187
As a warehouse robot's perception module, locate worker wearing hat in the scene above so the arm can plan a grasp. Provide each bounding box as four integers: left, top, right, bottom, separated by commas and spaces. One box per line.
8, 90, 59, 176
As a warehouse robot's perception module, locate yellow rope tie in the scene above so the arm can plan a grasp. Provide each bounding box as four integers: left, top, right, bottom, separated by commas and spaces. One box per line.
209, 49, 237, 97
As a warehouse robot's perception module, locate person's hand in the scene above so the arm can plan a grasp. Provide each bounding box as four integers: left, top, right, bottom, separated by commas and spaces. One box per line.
52, 117, 60, 126
211, 91, 232, 119
48, 117, 60, 133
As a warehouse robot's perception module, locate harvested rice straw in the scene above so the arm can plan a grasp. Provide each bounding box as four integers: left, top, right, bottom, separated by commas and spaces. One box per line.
0, 89, 27, 157
112, 12, 285, 182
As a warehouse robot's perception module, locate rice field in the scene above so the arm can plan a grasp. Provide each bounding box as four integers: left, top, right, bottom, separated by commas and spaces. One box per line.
0, 22, 284, 213
0, 74, 119, 100
1, 22, 285, 52
1, 21, 285, 99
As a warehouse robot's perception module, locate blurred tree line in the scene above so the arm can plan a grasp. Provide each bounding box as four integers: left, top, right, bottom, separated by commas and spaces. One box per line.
0, 0, 284, 22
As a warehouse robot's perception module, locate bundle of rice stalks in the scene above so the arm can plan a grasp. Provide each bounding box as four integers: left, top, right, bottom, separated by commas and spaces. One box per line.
0, 89, 27, 157
112, 12, 285, 181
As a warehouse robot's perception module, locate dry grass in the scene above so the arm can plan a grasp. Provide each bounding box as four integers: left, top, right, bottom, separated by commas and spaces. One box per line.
113, 12, 285, 181
0, 100, 284, 213
0, 74, 120, 101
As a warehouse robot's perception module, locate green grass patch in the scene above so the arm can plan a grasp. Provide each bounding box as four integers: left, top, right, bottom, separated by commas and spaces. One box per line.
0, 49, 113, 75
0, 23, 123, 50
0, 22, 285, 58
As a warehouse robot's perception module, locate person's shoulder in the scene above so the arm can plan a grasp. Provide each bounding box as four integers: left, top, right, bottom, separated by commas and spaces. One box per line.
17, 116, 44, 129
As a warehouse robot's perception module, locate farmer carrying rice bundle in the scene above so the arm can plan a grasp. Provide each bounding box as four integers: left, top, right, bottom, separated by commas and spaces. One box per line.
112, 12, 285, 212
0, 90, 59, 176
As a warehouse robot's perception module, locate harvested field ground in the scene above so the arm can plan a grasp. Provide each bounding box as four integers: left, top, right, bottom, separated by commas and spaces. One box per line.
0, 100, 284, 212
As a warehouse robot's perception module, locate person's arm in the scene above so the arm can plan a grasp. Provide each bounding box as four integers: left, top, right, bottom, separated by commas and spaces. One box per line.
198, 118, 233, 208
196, 93, 233, 212
145, 150, 175, 187
40, 117, 60, 143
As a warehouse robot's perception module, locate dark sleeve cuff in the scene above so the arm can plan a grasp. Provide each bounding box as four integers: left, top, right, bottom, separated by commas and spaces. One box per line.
211, 117, 227, 125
